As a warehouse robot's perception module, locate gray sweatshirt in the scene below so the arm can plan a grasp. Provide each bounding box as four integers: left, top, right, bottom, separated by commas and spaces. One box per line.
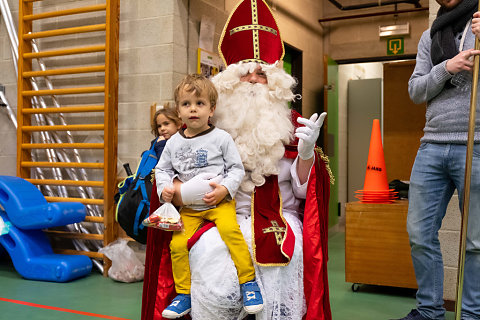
155, 126, 245, 211
409, 27, 480, 143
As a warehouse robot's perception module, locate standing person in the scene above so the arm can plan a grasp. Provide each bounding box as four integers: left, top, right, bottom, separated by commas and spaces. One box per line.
150, 73, 263, 319
393, 0, 480, 319
141, 1, 333, 319
150, 103, 182, 159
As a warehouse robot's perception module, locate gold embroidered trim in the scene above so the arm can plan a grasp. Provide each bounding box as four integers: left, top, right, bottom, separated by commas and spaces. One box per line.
252, 0, 258, 24
253, 29, 260, 60
229, 24, 277, 36
251, 186, 291, 267
251, 0, 260, 60
315, 147, 335, 185
276, 189, 292, 263
240, 58, 268, 64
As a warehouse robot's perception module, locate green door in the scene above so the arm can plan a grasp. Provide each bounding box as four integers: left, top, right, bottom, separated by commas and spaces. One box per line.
324, 56, 339, 227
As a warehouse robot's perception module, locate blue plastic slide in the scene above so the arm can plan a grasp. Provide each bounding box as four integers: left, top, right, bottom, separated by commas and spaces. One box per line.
0, 175, 86, 229
0, 175, 92, 282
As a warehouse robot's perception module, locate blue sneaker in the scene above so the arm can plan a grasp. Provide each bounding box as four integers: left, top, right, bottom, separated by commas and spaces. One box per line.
240, 280, 264, 314
161, 294, 191, 319
390, 309, 430, 320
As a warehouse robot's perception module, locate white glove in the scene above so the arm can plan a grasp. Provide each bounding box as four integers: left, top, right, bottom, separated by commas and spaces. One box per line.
180, 173, 223, 206
295, 112, 327, 160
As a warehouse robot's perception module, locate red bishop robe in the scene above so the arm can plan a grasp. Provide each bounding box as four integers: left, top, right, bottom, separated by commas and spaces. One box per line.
141, 111, 332, 320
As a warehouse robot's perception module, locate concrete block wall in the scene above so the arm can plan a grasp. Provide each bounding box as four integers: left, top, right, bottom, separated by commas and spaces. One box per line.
187, 1, 228, 75
429, 0, 440, 27
322, 0, 429, 61
440, 194, 461, 301
0, 0, 326, 178
0, 0, 193, 177
0, 0, 19, 176
118, 0, 189, 173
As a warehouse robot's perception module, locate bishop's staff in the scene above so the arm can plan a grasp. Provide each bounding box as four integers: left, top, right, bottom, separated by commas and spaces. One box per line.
455, 11, 480, 320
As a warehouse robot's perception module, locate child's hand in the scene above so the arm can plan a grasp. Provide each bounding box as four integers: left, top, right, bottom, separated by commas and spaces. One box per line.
203, 182, 228, 206
161, 186, 175, 203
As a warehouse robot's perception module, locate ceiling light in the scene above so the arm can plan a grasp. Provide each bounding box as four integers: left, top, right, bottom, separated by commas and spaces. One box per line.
379, 23, 409, 37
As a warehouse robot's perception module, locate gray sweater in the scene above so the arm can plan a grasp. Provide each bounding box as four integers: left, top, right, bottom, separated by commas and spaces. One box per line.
409, 27, 480, 143
155, 126, 245, 211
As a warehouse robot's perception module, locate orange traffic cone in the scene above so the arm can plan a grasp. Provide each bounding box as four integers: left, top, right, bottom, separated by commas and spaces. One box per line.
363, 119, 388, 191
355, 119, 397, 203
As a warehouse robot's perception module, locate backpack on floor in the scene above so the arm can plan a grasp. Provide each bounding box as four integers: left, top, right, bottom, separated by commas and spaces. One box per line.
115, 143, 158, 244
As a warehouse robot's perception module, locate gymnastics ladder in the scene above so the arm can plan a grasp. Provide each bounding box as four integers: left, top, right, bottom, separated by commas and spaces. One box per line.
16, 0, 120, 275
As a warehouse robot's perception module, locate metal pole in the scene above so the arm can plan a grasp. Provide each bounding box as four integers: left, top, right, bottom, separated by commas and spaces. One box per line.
0, 91, 17, 128
454, 21, 480, 320
30, 39, 103, 220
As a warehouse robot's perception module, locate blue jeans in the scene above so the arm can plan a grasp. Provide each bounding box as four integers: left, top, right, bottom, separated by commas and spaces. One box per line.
407, 143, 480, 320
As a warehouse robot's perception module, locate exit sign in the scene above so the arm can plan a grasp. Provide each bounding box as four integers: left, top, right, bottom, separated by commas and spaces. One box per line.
387, 37, 404, 55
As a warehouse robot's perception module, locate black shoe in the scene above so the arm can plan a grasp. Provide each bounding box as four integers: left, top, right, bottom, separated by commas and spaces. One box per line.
390, 309, 430, 320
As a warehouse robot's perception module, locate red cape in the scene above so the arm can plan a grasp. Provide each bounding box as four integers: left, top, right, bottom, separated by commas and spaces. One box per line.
141, 112, 332, 320
302, 148, 332, 320
289, 110, 332, 320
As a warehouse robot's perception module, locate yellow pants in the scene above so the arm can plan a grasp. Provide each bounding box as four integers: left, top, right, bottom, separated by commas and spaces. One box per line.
170, 200, 255, 294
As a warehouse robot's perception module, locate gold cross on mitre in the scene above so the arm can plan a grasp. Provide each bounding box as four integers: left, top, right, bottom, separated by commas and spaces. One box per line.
262, 220, 286, 245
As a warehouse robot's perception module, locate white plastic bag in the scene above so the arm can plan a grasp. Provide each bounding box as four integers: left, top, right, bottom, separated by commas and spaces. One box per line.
99, 238, 144, 282
0, 216, 11, 236
150, 202, 183, 231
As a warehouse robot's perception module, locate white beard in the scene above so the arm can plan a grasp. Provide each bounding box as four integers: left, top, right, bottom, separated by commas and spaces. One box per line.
212, 73, 295, 192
